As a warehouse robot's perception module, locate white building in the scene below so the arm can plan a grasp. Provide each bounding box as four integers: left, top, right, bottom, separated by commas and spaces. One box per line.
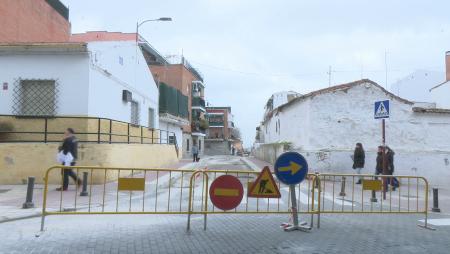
430, 82, 450, 109
390, 70, 443, 103
0, 38, 158, 128
254, 79, 450, 186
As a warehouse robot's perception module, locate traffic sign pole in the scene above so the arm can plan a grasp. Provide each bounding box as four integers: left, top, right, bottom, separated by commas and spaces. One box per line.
284, 185, 310, 232
274, 152, 311, 232
382, 119, 387, 200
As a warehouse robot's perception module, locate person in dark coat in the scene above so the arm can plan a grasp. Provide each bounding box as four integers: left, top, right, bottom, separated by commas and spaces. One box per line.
352, 143, 365, 184
386, 146, 395, 175
375, 146, 384, 175
56, 128, 81, 191
386, 146, 398, 190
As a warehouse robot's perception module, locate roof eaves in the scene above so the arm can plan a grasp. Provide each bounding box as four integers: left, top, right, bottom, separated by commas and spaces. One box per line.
429, 80, 448, 91
412, 107, 450, 114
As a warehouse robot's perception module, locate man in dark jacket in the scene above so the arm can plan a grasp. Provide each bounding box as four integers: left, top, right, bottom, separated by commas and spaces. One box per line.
386, 146, 398, 190
375, 146, 384, 175
352, 143, 365, 184
56, 128, 81, 191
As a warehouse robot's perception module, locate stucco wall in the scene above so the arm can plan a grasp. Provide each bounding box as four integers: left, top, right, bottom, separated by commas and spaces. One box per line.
256, 81, 450, 187
0, 53, 90, 116
87, 41, 159, 129
0, 0, 70, 43
204, 140, 231, 156
0, 143, 178, 184
159, 120, 183, 157
430, 83, 450, 109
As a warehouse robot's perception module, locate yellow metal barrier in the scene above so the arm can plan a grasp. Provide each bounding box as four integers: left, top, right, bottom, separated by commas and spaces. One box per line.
40, 166, 431, 231
40, 166, 320, 231
314, 173, 432, 229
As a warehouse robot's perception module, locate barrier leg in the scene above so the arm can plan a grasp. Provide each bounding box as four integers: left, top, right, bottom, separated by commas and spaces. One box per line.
40, 214, 46, 232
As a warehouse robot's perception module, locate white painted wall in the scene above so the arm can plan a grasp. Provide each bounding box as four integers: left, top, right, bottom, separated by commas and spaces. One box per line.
159, 120, 183, 152
87, 41, 159, 128
0, 53, 90, 115
257, 81, 450, 186
430, 82, 450, 109
390, 70, 443, 103
272, 91, 300, 109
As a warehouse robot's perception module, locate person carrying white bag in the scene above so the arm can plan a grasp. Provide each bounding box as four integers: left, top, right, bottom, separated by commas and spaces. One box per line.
56, 128, 81, 191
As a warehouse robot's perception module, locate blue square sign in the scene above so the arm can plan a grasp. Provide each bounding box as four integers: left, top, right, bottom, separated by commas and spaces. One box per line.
374, 100, 390, 119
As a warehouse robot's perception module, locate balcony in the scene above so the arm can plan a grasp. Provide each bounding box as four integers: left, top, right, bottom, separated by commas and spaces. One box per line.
191, 119, 208, 136
192, 97, 206, 112
159, 82, 189, 119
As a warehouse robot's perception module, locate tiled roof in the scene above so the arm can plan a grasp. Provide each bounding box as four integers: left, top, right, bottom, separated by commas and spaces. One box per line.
412, 107, 450, 114
261, 79, 414, 124
70, 31, 137, 42
278, 79, 413, 111
0, 42, 87, 52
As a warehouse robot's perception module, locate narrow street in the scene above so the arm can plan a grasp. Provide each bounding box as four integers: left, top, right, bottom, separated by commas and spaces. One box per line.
1, 155, 450, 254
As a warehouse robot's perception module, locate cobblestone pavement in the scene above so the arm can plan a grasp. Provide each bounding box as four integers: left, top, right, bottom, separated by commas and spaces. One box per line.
0, 213, 449, 254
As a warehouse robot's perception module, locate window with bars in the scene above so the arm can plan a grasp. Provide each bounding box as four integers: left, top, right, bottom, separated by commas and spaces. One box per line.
130, 101, 140, 125
12, 79, 58, 116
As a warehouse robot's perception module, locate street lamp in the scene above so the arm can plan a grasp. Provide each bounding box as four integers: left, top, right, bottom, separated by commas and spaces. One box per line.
136, 17, 172, 43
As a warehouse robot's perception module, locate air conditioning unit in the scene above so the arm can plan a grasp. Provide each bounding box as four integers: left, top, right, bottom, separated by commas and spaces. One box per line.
122, 90, 132, 102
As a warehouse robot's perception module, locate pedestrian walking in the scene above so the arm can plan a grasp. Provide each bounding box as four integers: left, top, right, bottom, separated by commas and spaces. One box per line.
192, 142, 199, 162
352, 143, 365, 184
375, 146, 383, 175
56, 128, 81, 191
386, 146, 399, 190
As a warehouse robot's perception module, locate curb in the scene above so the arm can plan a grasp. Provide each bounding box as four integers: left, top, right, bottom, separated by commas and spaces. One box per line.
240, 157, 260, 171
0, 212, 41, 224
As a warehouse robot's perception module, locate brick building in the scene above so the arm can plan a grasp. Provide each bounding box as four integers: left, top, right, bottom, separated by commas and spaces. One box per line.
205, 107, 239, 155
150, 56, 207, 158
0, 0, 70, 43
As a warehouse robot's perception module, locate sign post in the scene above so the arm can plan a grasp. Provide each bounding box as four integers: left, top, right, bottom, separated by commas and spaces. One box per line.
374, 100, 390, 200
274, 152, 309, 232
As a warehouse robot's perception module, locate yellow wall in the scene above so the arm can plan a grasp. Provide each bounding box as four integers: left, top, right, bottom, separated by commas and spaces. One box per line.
0, 116, 160, 143
0, 143, 178, 184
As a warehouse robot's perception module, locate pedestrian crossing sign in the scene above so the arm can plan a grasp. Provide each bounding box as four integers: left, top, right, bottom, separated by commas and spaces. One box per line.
248, 166, 281, 198
374, 100, 390, 119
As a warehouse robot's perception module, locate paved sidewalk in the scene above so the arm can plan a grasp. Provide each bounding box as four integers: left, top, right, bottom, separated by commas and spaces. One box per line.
0, 159, 196, 223
1, 213, 450, 253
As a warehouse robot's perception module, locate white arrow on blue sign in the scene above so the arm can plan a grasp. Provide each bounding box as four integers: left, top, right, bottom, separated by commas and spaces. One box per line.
374, 100, 390, 119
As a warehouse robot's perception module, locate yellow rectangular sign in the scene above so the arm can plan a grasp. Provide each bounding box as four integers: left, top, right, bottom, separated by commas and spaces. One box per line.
214, 188, 240, 197
118, 178, 145, 191
362, 180, 382, 191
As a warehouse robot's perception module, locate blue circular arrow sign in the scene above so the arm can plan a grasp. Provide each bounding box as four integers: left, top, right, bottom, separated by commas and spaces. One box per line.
274, 152, 309, 185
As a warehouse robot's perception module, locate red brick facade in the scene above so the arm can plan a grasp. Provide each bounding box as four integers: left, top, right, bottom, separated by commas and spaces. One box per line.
0, 0, 70, 43
150, 64, 197, 133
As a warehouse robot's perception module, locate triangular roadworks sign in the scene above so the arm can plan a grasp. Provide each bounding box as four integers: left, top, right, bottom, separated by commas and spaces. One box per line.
248, 166, 281, 198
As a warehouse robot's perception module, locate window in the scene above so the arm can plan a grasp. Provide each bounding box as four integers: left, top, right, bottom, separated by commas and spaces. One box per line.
13, 79, 57, 116
278, 119, 281, 135
148, 108, 155, 128
199, 140, 202, 151
186, 139, 190, 151
130, 101, 140, 125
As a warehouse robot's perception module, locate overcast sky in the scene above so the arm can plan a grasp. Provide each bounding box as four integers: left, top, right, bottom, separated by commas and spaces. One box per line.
61, 0, 450, 147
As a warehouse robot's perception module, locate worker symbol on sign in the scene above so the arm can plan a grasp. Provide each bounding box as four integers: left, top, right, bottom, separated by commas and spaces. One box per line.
248, 166, 281, 198
259, 180, 270, 194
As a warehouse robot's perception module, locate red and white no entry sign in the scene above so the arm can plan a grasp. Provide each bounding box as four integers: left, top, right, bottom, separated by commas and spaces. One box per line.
209, 175, 243, 211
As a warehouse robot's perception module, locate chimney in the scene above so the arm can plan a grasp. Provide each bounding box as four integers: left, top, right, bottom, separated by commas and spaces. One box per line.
446, 51, 450, 81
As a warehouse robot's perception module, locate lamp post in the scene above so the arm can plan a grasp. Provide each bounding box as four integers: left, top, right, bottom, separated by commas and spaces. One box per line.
136, 17, 172, 44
